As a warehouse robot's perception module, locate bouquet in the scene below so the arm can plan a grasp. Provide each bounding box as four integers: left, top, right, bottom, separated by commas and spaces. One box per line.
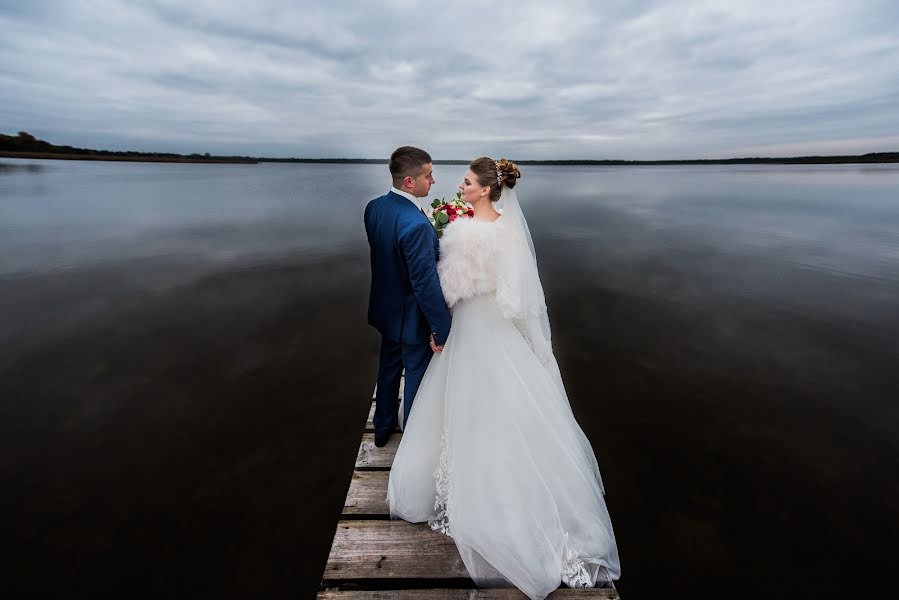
429, 192, 474, 238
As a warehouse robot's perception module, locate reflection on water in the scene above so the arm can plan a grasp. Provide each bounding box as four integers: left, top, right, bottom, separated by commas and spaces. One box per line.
0, 161, 47, 174
1, 159, 897, 598
0, 160, 376, 275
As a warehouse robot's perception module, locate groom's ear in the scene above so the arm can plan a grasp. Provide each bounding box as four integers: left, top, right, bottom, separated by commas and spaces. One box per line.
402, 175, 413, 189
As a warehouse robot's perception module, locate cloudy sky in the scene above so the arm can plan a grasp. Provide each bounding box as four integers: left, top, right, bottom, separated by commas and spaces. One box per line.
1, 0, 897, 159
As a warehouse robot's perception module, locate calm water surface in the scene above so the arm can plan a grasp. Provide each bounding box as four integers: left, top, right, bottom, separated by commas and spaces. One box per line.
1, 159, 897, 598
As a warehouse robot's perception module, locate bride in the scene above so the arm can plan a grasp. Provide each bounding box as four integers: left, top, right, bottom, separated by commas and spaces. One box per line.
387, 157, 620, 600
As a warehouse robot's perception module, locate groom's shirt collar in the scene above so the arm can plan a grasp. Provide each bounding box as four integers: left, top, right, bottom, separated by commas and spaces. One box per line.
391, 187, 422, 209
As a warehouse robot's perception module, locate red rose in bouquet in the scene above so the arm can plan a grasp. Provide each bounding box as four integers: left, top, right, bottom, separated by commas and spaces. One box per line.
429, 192, 474, 238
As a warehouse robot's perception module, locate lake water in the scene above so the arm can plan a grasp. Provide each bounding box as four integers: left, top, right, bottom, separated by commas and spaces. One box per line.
1, 158, 897, 598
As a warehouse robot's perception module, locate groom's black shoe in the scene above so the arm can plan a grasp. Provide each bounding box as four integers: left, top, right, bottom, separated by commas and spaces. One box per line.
374, 431, 392, 447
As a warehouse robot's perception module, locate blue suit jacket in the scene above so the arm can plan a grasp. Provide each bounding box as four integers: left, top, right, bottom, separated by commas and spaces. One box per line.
364, 191, 452, 346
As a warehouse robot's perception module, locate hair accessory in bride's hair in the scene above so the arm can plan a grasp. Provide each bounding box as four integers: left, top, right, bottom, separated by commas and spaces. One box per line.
495, 160, 503, 186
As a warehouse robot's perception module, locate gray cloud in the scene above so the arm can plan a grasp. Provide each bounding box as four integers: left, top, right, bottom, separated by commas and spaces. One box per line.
1, 0, 897, 159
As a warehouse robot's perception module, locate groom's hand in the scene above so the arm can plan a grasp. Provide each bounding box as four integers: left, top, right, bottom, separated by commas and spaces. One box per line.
430, 334, 444, 353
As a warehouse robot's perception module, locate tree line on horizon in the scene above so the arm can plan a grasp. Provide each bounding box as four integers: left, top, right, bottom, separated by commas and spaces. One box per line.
2, 130, 897, 165
0, 131, 257, 163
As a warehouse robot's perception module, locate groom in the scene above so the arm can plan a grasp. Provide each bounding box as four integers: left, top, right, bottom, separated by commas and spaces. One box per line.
364, 146, 452, 447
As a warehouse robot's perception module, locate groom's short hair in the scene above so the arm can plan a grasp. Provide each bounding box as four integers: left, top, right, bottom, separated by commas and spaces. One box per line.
390, 146, 432, 185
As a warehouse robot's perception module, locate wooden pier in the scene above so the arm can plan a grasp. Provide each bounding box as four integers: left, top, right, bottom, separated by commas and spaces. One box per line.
318, 383, 620, 599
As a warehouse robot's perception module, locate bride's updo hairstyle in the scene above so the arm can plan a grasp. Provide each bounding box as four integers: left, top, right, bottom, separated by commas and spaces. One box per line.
470, 157, 521, 202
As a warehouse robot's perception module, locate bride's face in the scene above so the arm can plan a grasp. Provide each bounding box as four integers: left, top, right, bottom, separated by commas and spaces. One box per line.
459, 170, 488, 204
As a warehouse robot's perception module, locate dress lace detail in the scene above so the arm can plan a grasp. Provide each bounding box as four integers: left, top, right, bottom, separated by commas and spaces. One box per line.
427, 428, 453, 537
559, 533, 615, 589
561, 554, 595, 589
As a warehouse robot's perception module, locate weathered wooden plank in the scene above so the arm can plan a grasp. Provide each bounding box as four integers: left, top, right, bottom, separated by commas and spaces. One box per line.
365, 401, 376, 432
344, 471, 389, 516
318, 588, 620, 599
323, 520, 467, 581
356, 433, 401, 469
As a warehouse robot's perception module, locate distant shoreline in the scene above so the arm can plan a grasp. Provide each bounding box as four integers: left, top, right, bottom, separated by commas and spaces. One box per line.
3, 150, 898, 166
256, 154, 899, 166
2, 131, 898, 166
0, 151, 257, 164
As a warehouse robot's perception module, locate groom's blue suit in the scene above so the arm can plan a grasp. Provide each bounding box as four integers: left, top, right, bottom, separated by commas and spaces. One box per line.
365, 191, 452, 435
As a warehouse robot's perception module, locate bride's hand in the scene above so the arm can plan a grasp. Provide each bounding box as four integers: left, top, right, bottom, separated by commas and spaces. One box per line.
430, 334, 444, 353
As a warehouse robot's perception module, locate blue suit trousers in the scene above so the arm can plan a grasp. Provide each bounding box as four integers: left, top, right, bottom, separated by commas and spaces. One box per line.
374, 335, 432, 435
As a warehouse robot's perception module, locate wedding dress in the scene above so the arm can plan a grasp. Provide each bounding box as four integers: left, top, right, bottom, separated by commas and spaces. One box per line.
387, 188, 620, 600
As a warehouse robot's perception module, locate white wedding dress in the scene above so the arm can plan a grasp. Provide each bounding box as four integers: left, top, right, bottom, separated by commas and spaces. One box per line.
387, 189, 620, 600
